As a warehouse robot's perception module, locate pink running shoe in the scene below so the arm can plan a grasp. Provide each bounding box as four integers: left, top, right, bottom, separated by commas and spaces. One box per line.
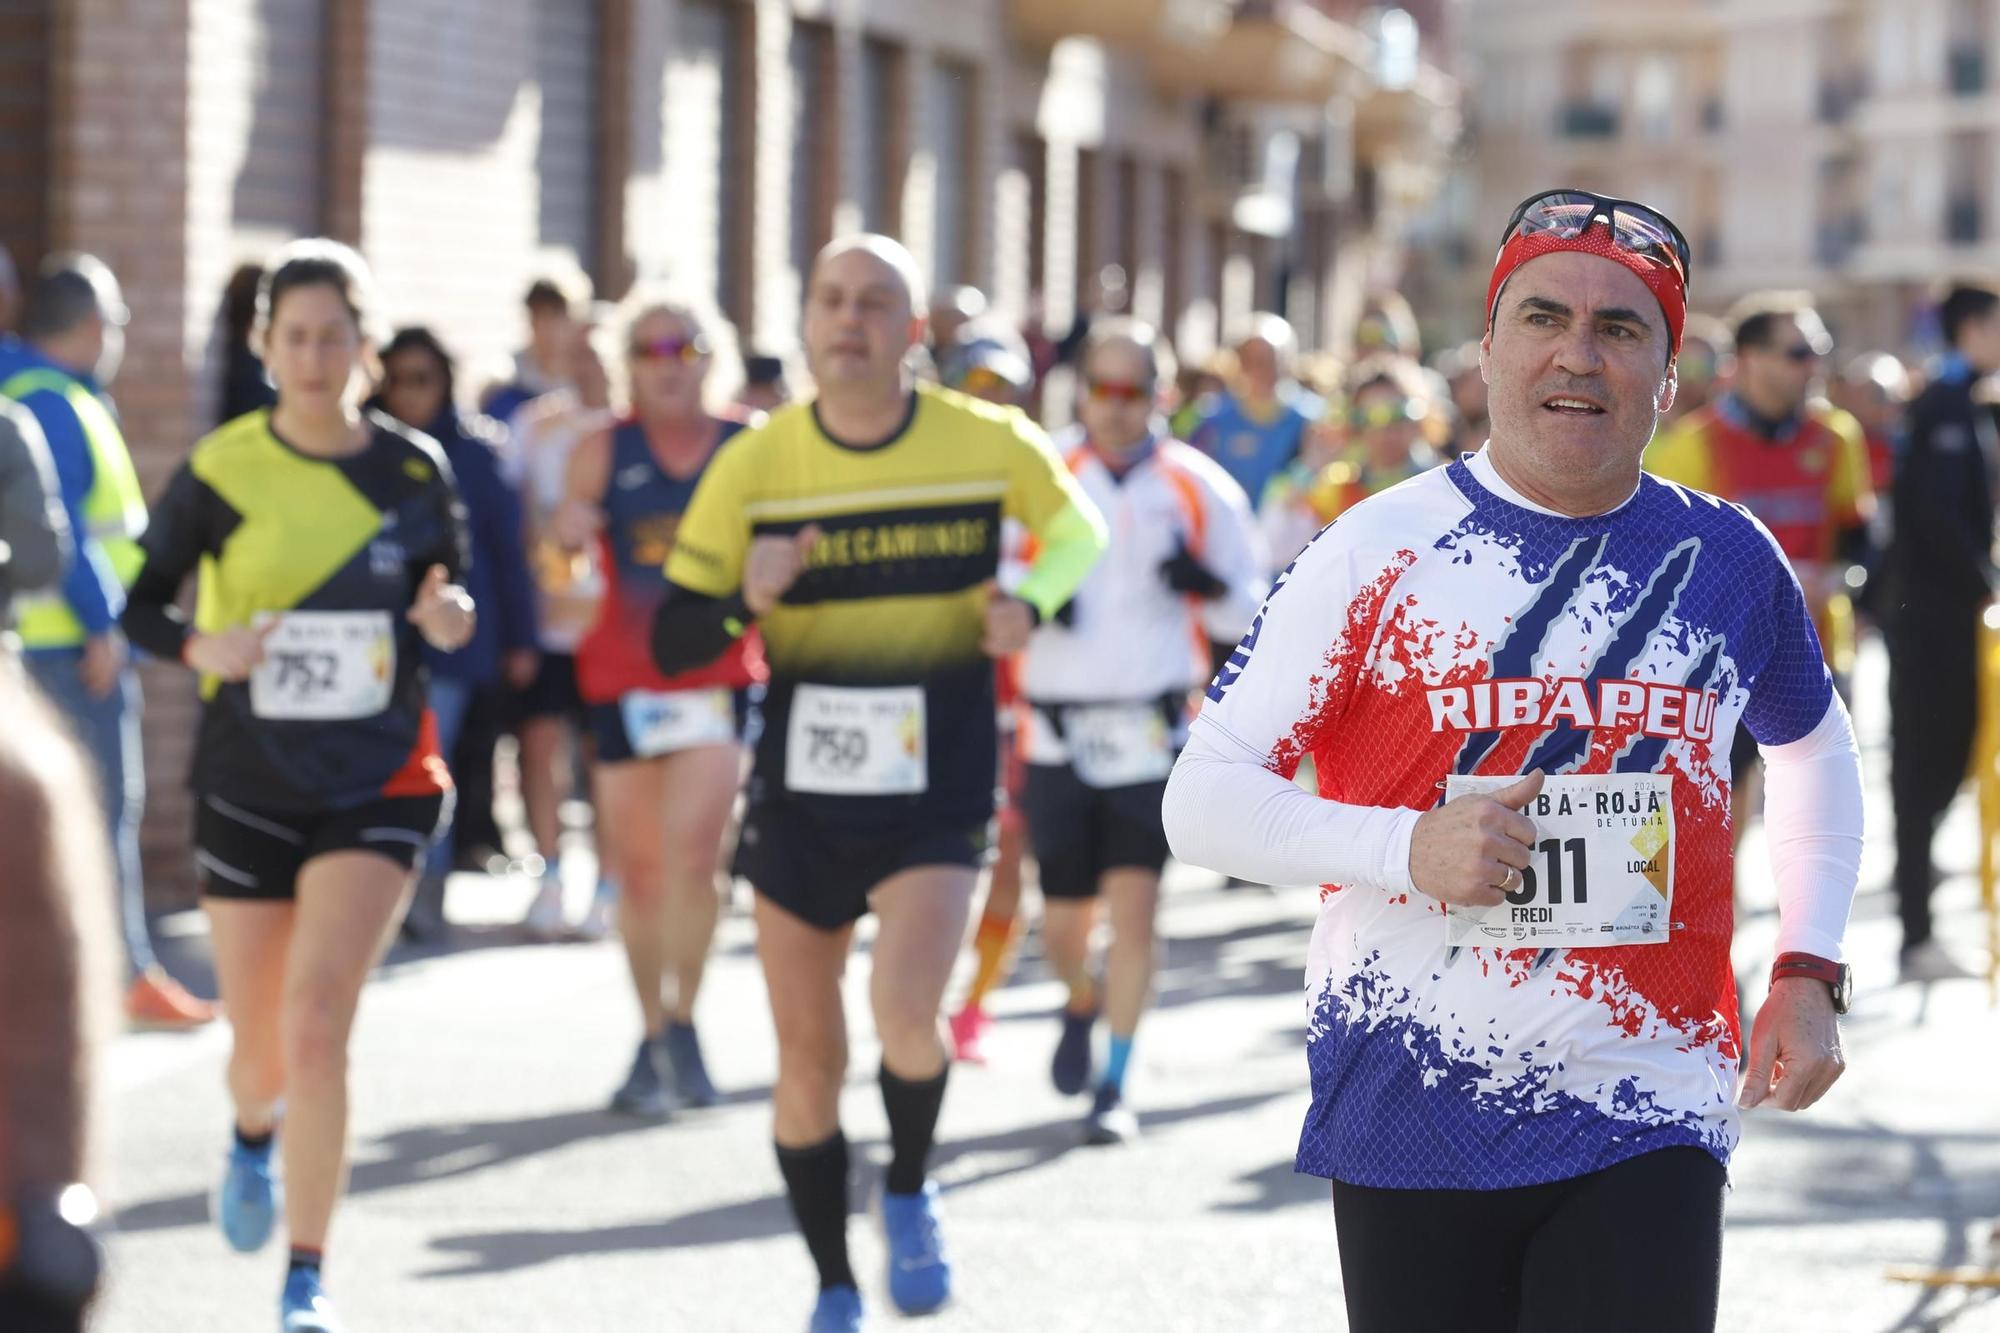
949, 1005, 991, 1065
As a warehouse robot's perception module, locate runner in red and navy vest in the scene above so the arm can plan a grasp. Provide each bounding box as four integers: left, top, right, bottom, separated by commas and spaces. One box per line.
557, 294, 765, 1118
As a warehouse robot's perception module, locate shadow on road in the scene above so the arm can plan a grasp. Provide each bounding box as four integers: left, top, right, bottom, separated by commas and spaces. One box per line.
1731, 1116, 2000, 1333
111, 1105, 695, 1236
420, 1192, 796, 1279
1212, 1156, 1326, 1214
419, 1088, 1299, 1278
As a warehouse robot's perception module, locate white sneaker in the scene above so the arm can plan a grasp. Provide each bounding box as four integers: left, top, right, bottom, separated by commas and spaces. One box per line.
574, 881, 617, 942
523, 878, 568, 941
1900, 939, 1980, 984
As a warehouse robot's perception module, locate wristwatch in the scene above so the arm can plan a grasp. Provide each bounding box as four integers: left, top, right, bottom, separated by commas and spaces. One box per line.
1770, 952, 1853, 1015
0, 1184, 103, 1318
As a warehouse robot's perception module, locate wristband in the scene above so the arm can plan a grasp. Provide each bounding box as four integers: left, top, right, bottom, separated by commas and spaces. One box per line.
1770, 952, 1852, 1014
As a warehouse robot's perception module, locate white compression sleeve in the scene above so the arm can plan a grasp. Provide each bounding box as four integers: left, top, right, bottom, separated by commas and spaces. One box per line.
1163, 715, 1422, 892
1758, 694, 1865, 961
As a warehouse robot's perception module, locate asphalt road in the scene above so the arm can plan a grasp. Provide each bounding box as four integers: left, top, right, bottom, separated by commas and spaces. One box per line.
92, 645, 2000, 1332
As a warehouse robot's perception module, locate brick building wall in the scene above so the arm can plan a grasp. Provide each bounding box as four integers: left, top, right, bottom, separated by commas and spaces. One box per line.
54, 0, 204, 908
364, 2, 572, 384
20, 0, 1411, 913
0, 1, 56, 277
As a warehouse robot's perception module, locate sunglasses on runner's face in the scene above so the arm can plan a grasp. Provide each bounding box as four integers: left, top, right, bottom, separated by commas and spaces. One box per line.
1778, 343, 1820, 363
1498, 189, 1692, 282
631, 335, 711, 364
1087, 378, 1153, 405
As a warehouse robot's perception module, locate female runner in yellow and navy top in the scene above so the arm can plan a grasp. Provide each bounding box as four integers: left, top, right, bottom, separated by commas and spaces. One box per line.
121, 240, 474, 1333
558, 295, 765, 1117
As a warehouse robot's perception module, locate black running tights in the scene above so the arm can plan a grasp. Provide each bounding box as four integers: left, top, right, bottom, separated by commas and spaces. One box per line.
1330, 1147, 1725, 1333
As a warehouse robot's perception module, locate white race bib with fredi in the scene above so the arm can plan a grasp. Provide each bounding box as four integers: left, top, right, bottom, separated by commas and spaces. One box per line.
1065, 703, 1174, 789
249, 611, 396, 721
1442, 773, 1675, 949
785, 684, 927, 796
620, 687, 736, 758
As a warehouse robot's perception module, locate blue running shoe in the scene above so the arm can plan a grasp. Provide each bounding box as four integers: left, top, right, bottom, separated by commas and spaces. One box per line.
881, 1180, 952, 1315
659, 1022, 719, 1108
280, 1266, 344, 1332
609, 1038, 671, 1117
808, 1283, 866, 1332
215, 1141, 279, 1253
1051, 1007, 1096, 1096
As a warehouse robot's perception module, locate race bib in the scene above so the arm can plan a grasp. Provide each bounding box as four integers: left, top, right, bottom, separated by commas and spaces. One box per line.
620, 687, 737, 758
1065, 704, 1174, 788
1443, 773, 1675, 949
249, 612, 395, 721
785, 684, 927, 796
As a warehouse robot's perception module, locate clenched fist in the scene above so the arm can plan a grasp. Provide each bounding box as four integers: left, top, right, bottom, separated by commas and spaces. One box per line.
744, 524, 821, 616
981, 582, 1035, 657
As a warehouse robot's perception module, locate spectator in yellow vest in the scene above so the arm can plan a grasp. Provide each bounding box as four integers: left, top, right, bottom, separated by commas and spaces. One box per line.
0, 252, 216, 1029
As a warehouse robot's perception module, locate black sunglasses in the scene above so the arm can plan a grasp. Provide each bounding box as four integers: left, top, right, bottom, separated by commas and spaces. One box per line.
1499, 189, 1692, 284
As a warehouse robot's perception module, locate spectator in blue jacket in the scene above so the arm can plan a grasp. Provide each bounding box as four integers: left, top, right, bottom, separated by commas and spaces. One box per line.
376, 327, 539, 935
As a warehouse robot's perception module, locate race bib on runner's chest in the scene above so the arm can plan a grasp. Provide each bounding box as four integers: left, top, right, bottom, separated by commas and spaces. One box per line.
620, 687, 736, 758
1442, 773, 1675, 949
1064, 703, 1174, 789
249, 611, 396, 721
784, 684, 927, 796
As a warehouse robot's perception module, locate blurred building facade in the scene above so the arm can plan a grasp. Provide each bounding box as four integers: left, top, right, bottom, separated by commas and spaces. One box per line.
0, 0, 1454, 907
1431, 0, 2000, 352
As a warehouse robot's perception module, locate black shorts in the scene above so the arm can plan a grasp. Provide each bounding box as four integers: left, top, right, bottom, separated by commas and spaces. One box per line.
194, 791, 447, 902
1020, 762, 1171, 900
587, 688, 754, 765
518, 650, 585, 722
735, 795, 988, 931
1331, 1147, 1724, 1333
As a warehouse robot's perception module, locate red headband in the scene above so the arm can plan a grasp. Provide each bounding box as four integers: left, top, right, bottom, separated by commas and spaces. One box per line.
1485, 224, 1686, 359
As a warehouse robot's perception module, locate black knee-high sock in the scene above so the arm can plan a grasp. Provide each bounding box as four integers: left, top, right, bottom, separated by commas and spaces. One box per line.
775, 1133, 854, 1291
880, 1063, 949, 1196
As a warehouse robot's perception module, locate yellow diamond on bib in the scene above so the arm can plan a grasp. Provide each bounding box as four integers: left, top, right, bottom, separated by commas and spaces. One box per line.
1630, 807, 1671, 899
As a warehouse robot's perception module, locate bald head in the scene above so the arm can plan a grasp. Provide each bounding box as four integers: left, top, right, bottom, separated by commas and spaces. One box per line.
803, 234, 929, 404
812, 234, 928, 320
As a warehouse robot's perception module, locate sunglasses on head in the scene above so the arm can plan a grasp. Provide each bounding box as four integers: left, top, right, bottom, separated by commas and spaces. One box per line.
1499, 189, 1692, 283
631, 334, 712, 364
1087, 378, 1153, 405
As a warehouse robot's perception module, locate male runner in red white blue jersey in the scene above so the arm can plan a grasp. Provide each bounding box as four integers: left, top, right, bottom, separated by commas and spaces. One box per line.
1164, 190, 1864, 1333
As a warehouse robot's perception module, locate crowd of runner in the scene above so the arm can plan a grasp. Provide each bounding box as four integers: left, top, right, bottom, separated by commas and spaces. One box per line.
0, 185, 1991, 1331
